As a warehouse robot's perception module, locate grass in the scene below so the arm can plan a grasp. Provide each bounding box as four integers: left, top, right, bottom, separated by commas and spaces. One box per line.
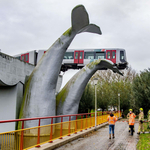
137, 122, 150, 150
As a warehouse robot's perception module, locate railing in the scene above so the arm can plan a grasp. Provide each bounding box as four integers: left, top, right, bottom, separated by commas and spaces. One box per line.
0, 111, 121, 150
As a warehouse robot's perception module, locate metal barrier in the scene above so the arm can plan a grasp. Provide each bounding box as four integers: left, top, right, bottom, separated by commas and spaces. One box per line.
0, 112, 121, 150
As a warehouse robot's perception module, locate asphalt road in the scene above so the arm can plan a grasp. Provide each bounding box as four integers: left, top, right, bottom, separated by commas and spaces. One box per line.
54, 121, 139, 150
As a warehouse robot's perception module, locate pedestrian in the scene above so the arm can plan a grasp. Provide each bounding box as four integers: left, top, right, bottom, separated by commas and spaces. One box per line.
107, 111, 118, 139
137, 108, 145, 134
128, 109, 136, 135
147, 110, 150, 133
127, 109, 136, 133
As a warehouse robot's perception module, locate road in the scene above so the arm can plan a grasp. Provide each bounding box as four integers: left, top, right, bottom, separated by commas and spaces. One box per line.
54, 121, 139, 150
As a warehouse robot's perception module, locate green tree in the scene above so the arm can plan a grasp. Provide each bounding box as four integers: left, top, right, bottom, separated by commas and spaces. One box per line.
132, 68, 150, 114
78, 83, 94, 113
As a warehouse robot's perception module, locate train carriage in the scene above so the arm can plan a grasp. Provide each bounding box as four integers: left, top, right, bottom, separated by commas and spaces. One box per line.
14, 48, 128, 72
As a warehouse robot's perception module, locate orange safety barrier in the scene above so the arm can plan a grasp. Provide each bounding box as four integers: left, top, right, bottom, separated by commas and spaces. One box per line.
0, 111, 121, 150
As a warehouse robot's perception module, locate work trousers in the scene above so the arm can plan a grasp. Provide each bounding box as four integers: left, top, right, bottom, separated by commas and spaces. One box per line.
129, 125, 134, 131
138, 122, 144, 132
109, 124, 115, 134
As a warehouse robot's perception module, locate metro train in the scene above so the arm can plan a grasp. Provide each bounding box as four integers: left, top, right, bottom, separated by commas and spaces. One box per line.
14, 48, 128, 72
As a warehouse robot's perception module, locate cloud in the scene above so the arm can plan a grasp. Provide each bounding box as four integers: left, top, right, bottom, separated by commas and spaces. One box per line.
0, 0, 150, 72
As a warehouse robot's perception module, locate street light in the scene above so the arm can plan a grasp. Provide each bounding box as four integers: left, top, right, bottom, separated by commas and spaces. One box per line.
93, 78, 98, 130
118, 93, 120, 118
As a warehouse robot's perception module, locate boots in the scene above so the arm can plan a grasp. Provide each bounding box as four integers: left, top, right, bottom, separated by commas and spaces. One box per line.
109, 134, 111, 139
137, 132, 140, 134
112, 134, 115, 138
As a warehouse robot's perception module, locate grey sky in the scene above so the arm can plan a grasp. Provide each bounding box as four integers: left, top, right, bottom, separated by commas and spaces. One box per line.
0, 0, 150, 72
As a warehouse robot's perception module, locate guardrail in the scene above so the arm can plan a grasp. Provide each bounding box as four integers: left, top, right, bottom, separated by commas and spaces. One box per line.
0, 111, 121, 150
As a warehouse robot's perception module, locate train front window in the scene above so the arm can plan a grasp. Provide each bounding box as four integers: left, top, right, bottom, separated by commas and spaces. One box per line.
64, 52, 74, 59
95, 53, 105, 59
84, 52, 94, 59
120, 51, 125, 61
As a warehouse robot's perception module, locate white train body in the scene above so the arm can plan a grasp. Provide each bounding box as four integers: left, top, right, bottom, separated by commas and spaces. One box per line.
14, 48, 128, 71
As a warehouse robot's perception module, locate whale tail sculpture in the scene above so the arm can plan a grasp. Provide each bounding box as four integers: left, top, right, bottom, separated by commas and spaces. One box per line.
18, 4, 102, 131
71, 5, 102, 35
56, 59, 123, 122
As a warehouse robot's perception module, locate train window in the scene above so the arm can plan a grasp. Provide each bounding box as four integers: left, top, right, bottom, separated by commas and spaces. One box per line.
64, 52, 74, 59
26, 54, 28, 61
75, 52, 78, 59
16, 56, 21, 60
84, 52, 94, 59
95, 53, 105, 59
107, 52, 110, 59
120, 51, 124, 60
112, 52, 115, 59
22, 55, 24, 61
80, 52, 83, 59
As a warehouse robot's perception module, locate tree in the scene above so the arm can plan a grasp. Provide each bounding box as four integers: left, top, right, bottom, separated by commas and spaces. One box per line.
132, 68, 150, 114
78, 66, 137, 115
78, 83, 94, 113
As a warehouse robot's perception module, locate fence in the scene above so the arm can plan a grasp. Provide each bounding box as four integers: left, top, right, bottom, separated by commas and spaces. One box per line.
0, 111, 120, 150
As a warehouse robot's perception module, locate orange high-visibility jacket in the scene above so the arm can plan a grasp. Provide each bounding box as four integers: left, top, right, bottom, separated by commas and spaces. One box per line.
107, 116, 118, 125
129, 113, 136, 125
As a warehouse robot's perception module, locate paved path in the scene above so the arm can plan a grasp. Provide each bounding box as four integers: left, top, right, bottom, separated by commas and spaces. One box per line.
54, 121, 139, 150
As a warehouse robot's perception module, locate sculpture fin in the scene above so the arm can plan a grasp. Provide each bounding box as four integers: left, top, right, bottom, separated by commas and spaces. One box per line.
78, 24, 102, 35
71, 5, 89, 33
71, 5, 102, 35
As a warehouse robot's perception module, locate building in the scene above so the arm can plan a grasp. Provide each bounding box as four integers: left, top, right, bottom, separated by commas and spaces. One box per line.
0, 52, 62, 132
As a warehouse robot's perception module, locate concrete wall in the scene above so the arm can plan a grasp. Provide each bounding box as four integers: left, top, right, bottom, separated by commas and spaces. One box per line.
0, 52, 34, 85
0, 83, 24, 132
0, 85, 16, 132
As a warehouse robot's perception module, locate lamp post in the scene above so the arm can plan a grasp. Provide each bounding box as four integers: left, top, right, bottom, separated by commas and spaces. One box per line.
118, 93, 120, 118
93, 78, 98, 130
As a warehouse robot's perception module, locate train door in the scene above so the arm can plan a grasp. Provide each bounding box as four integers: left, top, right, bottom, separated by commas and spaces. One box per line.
21, 53, 29, 63
106, 50, 116, 64
74, 51, 84, 64
111, 50, 116, 63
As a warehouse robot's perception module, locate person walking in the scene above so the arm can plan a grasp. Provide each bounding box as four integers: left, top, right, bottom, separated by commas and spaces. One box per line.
128, 109, 136, 135
107, 111, 118, 139
137, 108, 145, 134
127, 109, 136, 133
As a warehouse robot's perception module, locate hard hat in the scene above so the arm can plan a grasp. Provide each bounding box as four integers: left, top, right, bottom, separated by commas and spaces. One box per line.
139, 108, 143, 111
129, 109, 132, 111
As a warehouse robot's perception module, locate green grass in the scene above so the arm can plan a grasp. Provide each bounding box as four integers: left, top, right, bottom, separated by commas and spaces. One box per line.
137, 123, 150, 150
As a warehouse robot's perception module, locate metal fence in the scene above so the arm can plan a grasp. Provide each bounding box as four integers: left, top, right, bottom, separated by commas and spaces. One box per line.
0, 112, 120, 150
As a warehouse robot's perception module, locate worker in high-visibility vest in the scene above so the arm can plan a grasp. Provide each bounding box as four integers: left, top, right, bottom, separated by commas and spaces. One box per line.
127, 109, 136, 133
137, 108, 145, 134
128, 109, 136, 135
107, 111, 118, 139
147, 110, 150, 133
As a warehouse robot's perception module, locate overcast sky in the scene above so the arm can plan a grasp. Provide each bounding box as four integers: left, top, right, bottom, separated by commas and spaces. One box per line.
0, 0, 150, 73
